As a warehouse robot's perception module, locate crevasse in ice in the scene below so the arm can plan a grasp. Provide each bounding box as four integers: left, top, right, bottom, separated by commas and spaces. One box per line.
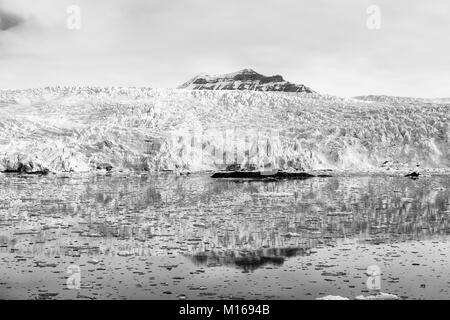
0, 87, 448, 173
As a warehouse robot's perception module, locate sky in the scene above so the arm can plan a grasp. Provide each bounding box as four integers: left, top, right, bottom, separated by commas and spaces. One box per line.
0, 0, 449, 97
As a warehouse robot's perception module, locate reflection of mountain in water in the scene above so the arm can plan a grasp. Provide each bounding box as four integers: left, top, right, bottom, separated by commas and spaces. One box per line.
190, 247, 311, 271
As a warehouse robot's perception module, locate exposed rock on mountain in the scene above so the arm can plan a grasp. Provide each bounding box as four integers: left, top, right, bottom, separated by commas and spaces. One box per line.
179, 69, 314, 93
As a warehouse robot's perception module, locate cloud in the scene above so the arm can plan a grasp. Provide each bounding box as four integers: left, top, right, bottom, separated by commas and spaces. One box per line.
0, 9, 24, 31
0, 0, 449, 97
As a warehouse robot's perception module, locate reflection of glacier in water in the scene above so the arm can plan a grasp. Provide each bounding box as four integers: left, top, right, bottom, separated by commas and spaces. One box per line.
0, 173, 449, 272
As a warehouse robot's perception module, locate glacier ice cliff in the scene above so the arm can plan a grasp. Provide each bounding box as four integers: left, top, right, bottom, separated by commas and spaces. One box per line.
0, 87, 449, 173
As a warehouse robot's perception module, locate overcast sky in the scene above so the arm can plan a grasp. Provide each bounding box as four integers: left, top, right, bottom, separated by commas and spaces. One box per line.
0, 0, 449, 97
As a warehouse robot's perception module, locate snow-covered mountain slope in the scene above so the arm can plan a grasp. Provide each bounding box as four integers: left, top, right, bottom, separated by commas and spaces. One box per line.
0, 87, 449, 173
179, 69, 314, 93
354, 95, 450, 104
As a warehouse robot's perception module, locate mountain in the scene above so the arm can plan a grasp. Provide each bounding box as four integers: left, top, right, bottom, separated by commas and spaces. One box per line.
178, 69, 314, 93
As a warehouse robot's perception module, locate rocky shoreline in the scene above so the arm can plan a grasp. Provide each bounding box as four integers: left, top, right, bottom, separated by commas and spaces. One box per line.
211, 170, 332, 180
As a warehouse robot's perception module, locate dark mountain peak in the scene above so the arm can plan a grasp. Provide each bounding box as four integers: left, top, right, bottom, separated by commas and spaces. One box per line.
178, 69, 313, 93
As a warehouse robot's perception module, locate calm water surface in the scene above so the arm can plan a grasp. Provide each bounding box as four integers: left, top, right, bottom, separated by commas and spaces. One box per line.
0, 173, 449, 299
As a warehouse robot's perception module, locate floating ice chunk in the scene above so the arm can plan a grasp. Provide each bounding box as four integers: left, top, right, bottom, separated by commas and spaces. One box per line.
281, 232, 302, 237
88, 258, 100, 265
355, 292, 401, 300
316, 295, 350, 300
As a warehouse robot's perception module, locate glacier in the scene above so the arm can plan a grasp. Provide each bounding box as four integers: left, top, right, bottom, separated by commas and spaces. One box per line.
0, 86, 449, 174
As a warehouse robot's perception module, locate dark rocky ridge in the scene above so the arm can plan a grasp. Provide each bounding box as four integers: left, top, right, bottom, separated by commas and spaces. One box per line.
179, 69, 314, 93
211, 171, 331, 180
